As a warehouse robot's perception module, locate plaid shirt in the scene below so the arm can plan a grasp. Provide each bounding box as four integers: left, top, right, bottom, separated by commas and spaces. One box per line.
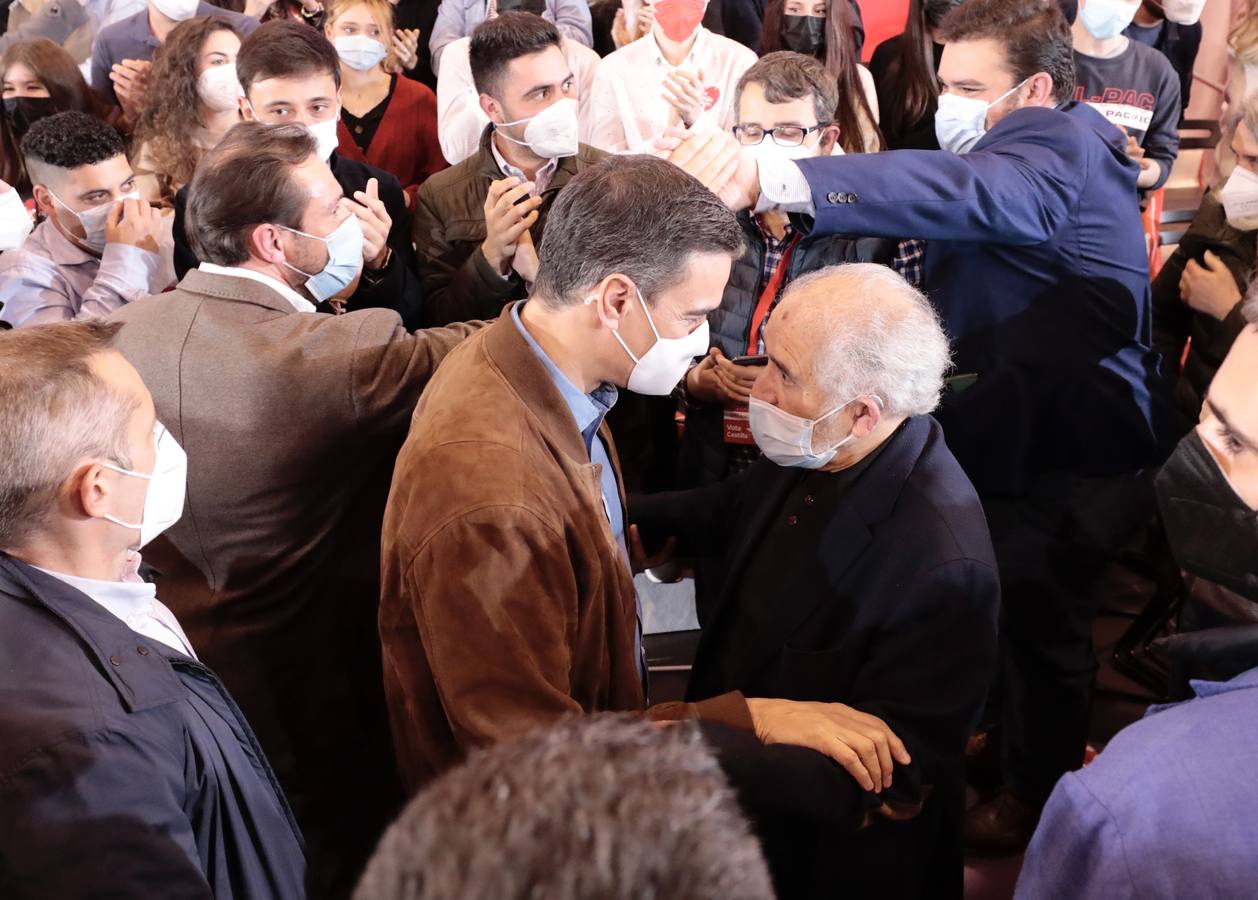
894, 239, 927, 288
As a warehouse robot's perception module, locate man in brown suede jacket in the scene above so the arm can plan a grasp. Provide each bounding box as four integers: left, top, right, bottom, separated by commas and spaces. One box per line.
380, 154, 910, 795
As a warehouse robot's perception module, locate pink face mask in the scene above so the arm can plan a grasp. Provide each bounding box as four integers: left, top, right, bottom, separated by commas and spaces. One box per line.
653, 0, 707, 41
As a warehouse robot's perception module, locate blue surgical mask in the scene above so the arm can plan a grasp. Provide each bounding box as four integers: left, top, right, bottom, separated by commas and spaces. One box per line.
277, 214, 364, 302
934, 78, 1029, 154
1079, 0, 1140, 40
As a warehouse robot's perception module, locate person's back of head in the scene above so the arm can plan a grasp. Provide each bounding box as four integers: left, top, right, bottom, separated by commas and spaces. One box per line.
534, 154, 743, 308
21, 111, 134, 253
352, 715, 774, 900
733, 51, 842, 159
469, 11, 562, 100
937, 0, 1075, 104
185, 120, 318, 266
0, 321, 148, 558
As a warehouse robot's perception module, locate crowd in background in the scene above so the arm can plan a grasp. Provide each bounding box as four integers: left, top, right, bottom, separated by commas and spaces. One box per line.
1, 0, 1258, 898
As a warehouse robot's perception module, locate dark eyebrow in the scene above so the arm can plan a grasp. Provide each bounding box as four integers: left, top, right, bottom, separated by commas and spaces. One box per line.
1206, 398, 1258, 453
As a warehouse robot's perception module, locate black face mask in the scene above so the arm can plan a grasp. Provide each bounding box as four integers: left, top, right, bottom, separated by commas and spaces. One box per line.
779, 15, 825, 57
495, 0, 547, 15
1155, 428, 1258, 602
3, 96, 60, 139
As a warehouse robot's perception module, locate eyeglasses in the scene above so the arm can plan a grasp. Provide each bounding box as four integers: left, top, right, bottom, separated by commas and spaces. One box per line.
732, 123, 829, 147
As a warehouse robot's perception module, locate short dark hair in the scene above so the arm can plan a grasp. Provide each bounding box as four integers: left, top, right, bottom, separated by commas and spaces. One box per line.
938, 0, 1075, 102
352, 715, 775, 900
534, 155, 744, 308
735, 51, 839, 127
185, 121, 316, 266
236, 19, 341, 96
469, 11, 561, 98
21, 111, 124, 174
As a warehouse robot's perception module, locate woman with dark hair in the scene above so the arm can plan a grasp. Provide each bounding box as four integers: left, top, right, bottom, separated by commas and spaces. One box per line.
131, 18, 243, 207
759, 0, 881, 153
869, 0, 965, 150
0, 38, 99, 196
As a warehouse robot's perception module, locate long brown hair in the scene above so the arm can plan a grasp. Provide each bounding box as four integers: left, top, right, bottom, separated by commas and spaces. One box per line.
133, 18, 240, 200
760, 0, 882, 153
880, 0, 954, 147
0, 39, 97, 189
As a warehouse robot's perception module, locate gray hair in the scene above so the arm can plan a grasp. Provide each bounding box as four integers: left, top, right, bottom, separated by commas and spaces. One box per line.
779, 264, 952, 417
353, 715, 775, 900
533, 155, 745, 308
0, 321, 136, 549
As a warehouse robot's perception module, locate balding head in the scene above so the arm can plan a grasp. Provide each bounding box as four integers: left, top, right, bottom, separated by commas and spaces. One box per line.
752, 265, 951, 470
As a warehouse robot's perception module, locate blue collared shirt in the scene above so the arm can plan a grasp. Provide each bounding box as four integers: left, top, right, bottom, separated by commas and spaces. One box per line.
510, 301, 628, 565
1016, 665, 1258, 899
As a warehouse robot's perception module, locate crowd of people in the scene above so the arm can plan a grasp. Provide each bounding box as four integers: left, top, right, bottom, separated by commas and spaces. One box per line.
0, 0, 1256, 897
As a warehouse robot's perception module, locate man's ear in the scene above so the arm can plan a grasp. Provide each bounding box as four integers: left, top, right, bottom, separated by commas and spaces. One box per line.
249, 222, 287, 265
1025, 71, 1056, 108
72, 461, 113, 520
590, 273, 637, 332
31, 184, 55, 220
239, 93, 256, 120
850, 397, 883, 439
478, 92, 502, 124
818, 124, 841, 155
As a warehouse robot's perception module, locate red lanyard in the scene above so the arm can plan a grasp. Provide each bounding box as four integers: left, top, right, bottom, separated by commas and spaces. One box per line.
746, 233, 802, 354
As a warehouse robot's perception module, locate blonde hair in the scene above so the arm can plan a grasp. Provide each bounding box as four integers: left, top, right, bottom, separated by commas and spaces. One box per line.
1231, 0, 1258, 64
324, 0, 395, 38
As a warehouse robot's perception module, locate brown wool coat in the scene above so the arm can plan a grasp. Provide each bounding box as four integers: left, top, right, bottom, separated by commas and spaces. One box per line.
110, 269, 479, 895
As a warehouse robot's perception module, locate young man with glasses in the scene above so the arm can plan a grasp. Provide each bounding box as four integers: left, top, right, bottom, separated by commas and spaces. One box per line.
675, 51, 897, 618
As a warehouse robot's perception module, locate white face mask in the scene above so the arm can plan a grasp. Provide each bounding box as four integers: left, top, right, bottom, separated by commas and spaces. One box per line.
597, 286, 710, 396
307, 114, 341, 161
1079, 0, 1141, 39
151, 0, 200, 21
198, 63, 244, 113
748, 394, 880, 469
101, 422, 189, 549
334, 34, 388, 71
495, 97, 579, 160
934, 78, 1028, 155
1160, 0, 1206, 25
1220, 165, 1258, 231
0, 188, 33, 250
48, 188, 141, 253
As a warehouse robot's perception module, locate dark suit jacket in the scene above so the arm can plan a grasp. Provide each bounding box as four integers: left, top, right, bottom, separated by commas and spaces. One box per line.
109, 271, 478, 899
632, 417, 1000, 899
796, 103, 1177, 496
171, 153, 424, 330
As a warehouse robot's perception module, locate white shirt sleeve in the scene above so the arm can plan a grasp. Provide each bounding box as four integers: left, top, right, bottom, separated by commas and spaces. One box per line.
755, 158, 815, 216
435, 37, 488, 166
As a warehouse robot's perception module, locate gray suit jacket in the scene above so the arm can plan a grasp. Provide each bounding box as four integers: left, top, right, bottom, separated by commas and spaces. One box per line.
109, 269, 478, 898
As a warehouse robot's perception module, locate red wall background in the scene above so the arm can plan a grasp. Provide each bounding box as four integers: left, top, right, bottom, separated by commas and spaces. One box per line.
857, 0, 910, 61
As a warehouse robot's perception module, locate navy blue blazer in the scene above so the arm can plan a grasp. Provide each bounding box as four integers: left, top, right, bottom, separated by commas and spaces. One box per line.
632, 417, 1000, 898
0, 554, 305, 899
796, 102, 1176, 495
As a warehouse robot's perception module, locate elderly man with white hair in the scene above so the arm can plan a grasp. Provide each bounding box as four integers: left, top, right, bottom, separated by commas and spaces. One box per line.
631, 263, 1001, 900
